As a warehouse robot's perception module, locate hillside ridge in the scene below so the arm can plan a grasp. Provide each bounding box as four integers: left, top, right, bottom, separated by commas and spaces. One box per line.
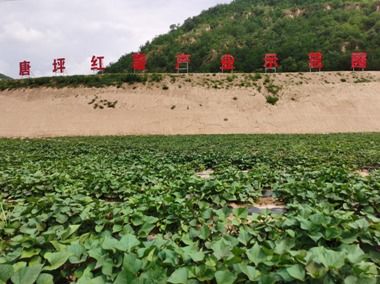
0, 73, 12, 80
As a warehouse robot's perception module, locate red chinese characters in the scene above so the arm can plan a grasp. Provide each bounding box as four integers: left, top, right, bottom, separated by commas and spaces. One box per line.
91, 56, 105, 71
264, 54, 279, 72
132, 53, 147, 72
19, 61, 31, 77
308, 52, 323, 71
220, 54, 235, 72
53, 58, 66, 74
13, 49, 375, 76
351, 52, 367, 70
176, 53, 191, 73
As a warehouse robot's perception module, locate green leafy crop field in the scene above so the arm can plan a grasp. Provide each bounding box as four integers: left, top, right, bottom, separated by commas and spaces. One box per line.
0, 134, 379, 283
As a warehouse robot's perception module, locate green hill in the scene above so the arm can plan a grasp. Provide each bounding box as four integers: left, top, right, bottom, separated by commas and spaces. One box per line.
106, 0, 380, 73
0, 73, 12, 80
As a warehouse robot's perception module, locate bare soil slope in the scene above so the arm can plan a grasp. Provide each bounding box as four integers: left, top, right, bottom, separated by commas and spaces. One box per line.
0, 72, 379, 137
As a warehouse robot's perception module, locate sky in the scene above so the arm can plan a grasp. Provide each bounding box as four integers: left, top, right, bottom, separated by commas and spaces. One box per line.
0, 0, 232, 77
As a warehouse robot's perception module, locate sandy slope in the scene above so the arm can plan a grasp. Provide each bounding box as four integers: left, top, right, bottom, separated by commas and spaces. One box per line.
0, 72, 379, 137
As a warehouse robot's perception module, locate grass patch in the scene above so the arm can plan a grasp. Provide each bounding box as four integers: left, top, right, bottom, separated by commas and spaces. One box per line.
250, 73, 262, 81
266, 95, 279, 105
0, 73, 153, 90
150, 73, 163, 83
354, 78, 371, 83
265, 83, 281, 95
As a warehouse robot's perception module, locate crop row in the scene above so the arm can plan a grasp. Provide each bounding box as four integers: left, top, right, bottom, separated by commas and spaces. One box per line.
0, 134, 379, 283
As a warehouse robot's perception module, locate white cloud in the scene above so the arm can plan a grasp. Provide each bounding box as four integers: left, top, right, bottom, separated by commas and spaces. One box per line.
1, 22, 45, 42
0, 0, 232, 77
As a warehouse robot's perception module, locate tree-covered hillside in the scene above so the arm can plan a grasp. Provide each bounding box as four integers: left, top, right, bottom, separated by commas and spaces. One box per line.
106, 0, 380, 73
0, 73, 12, 80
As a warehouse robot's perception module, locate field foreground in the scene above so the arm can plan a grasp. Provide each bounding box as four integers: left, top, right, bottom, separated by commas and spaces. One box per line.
0, 134, 379, 283
0, 72, 380, 137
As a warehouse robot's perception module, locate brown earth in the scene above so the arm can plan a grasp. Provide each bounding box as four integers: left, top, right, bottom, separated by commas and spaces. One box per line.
0, 71, 379, 138
230, 197, 285, 210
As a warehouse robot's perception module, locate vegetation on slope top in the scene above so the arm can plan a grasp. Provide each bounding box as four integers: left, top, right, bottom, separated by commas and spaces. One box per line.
0, 73, 164, 90
0, 73, 12, 80
0, 71, 378, 91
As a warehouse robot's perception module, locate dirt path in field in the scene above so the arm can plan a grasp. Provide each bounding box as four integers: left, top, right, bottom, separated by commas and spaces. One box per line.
0, 72, 379, 137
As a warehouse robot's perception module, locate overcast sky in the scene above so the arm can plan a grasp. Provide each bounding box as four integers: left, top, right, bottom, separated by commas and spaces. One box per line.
0, 0, 232, 77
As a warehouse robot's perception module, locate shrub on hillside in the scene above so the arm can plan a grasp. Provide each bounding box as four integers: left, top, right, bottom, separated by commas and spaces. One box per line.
266, 95, 279, 105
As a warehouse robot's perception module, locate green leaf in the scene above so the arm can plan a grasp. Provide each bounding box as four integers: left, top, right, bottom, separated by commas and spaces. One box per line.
246, 243, 267, 266
11, 264, 42, 284
343, 245, 365, 263
215, 270, 237, 284
286, 229, 296, 238
12, 262, 26, 272
114, 269, 137, 284
182, 246, 205, 262
211, 239, 232, 260
79, 276, 105, 284
161, 249, 178, 266
21, 249, 41, 259
68, 243, 86, 264
233, 208, 248, 219
112, 224, 123, 233
101, 234, 140, 253
199, 225, 210, 240
238, 229, 251, 246
44, 251, 71, 270
119, 234, 140, 252
55, 213, 68, 224
138, 222, 156, 237
95, 225, 104, 233
101, 259, 114, 277
349, 219, 369, 230
123, 253, 142, 274
239, 264, 261, 281
308, 232, 324, 242
274, 239, 294, 255
138, 216, 158, 237
62, 225, 80, 239
0, 264, 13, 283
37, 273, 54, 284
305, 262, 327, 279
76, 265, 106, 284
354, 262, 378, 279
344, 276, 358, 284
286, 264, 305, 281
261, 272, 280, 284
167, 267, 188, 284
101, 236, 120, 251
306, 247, 345, 269
140, 266, 167, 283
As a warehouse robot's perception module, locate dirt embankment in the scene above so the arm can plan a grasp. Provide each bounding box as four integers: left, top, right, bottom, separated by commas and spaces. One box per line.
0, 72, 379, 137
